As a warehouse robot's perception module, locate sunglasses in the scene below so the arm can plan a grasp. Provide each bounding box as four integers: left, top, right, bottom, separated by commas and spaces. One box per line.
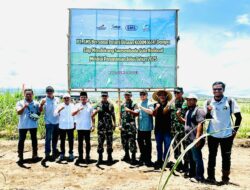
46, 90, 54, 93
101, 95, 108, 97
213, 88, 223, 91
174, 91, 181, 94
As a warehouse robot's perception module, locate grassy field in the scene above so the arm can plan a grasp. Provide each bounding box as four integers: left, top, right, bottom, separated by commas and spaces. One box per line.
0, 92, 249, 139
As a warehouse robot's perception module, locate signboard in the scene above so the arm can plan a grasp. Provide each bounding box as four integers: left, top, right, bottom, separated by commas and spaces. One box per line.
69, 9, 178, 89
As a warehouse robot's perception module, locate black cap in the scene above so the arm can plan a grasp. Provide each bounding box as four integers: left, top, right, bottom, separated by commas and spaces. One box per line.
46, 86, 54, 93
80, 91, 88, 97
101, 91, 108, 96
124, 91, 132, 96
140, 89, 148, 95
174, 87, 183, 93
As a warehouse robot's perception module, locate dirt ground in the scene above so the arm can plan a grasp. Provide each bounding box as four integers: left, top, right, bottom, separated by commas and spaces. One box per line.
0, 138, 249, 190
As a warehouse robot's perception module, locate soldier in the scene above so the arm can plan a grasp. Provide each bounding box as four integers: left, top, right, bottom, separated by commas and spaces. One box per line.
92, 92, 116, 165
170, 87, 188, 173
119, 91, 139, 165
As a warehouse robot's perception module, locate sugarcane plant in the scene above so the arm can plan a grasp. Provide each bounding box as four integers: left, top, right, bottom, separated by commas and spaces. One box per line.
158, 119, 239, 190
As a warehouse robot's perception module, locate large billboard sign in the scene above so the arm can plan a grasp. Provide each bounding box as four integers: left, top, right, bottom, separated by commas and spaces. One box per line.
69, 9, 178, 89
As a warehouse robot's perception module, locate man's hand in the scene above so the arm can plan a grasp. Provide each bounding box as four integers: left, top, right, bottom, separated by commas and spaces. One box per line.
155, 103, 160, 109
41, 99, 46, 106
195, 138, 201, 148
58, 106, 65, 113
24, 102, 29, 108
207, 105, 213, 112
74, 123, 76, 130
118, 125, 122, 130
176, 109, 181, 117
124, 107, 131, 112
91, 126, 95, 132
78, 106, 84, 112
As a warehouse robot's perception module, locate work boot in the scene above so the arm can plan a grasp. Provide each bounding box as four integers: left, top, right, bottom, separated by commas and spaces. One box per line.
130, 153, 137, 165
76, 154, 84, 163
222, 170, 230, 184
85, 154, 90, 164
121, 150, 130, 162
45, 153, 50, 161
206, 168, 216, 184
97, 153, 103, 165
32, 152, 38, 161
107, 153, 113, 165
18, 154, 24, 164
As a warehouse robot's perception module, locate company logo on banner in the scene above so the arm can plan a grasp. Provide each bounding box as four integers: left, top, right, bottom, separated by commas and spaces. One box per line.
69, 9, 177, 89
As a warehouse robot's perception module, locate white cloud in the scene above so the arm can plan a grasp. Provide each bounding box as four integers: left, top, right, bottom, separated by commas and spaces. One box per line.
236, 14, 250, 25
178, 30, 250, 97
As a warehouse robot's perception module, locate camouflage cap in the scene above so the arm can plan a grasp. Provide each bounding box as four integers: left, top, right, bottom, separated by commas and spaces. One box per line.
174, 87, 183, 93
101, 91, 108, 96
124, 91, 132, 96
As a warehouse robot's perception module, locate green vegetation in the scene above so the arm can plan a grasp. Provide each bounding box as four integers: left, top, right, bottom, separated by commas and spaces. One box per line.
0, 92, 249, 139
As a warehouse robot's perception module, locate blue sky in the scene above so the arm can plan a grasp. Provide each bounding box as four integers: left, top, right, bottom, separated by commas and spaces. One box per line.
0, 0, 249, 97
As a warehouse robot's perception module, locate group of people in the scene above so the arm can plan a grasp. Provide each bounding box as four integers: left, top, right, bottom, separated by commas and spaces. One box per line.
16, 81, 242, 184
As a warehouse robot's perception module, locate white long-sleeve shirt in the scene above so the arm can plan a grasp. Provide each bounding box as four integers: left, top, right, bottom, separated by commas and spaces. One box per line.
54, 103, 75, 130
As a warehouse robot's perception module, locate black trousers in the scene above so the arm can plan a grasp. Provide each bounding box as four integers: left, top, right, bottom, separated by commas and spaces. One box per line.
137, 130, 152, 162
60, 129, 74, 155
207, 136, 233, 177
18, 128, 38, 157
77, 130, 91, 158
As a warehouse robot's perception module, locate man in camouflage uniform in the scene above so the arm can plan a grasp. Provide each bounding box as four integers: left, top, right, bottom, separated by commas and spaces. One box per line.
119, 91, 139, 165
170, 87, 189, 173
92, 92, 116, 165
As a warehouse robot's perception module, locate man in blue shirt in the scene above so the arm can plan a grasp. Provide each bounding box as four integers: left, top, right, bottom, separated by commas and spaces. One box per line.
39, 86, 60, 161
16, 88, 40, 163
137, 90, 154, 167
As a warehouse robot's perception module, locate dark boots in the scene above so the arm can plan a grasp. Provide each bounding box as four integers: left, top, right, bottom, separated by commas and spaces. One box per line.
206, 168, 216, 184
85, 154, 90, 164
130, 153, 137, 165
121, 149, 130, 162
107, 153, 113, 164
222, 170, 230, 184
97, 153, 103, 165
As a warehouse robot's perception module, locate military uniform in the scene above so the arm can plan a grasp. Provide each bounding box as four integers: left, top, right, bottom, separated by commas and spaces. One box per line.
95, 101, 115, 154
120, 100, 139, 154
170, 98, 188, 159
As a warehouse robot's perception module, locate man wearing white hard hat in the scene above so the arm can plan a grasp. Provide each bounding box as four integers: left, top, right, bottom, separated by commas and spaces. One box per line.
177, 93, 206, 183
54, 93, 75, 162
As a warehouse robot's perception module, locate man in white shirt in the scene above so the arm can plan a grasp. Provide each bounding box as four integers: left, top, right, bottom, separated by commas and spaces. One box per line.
72, 91, 95, 164
16, 88, 40, 163
54, 93, 75, 162
204, 81, 242, 184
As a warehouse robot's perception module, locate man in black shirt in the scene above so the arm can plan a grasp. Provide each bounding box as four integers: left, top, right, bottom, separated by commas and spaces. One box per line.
152, 90, 173, 168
